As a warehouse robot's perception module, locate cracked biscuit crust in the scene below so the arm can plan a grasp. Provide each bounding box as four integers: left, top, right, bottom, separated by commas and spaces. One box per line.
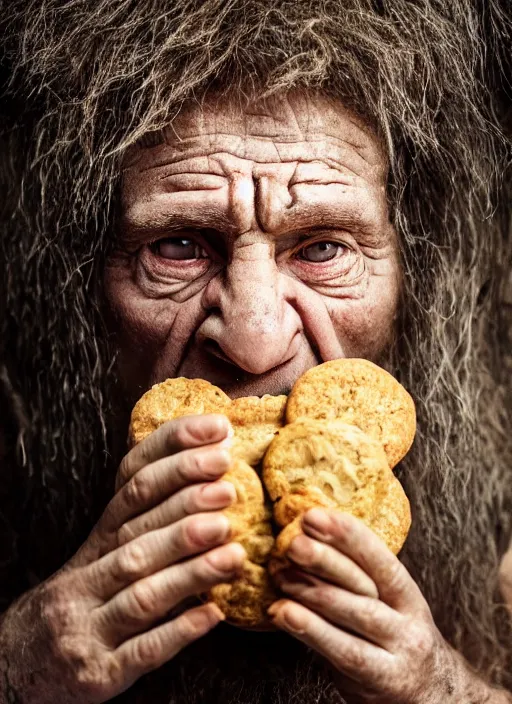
266, 421, 411, 564
286, 358, 416, 468
129, 378, 286, 466
228, 395, 287, 466
264, 419, 391, 528
205, 459, 278, 628
129, 378, 230, 446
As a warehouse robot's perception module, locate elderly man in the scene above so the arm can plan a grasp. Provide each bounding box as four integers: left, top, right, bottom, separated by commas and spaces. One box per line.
0, 1, 511, 703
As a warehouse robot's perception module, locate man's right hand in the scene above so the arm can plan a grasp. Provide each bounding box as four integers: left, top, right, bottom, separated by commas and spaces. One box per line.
0, 414, 245, 704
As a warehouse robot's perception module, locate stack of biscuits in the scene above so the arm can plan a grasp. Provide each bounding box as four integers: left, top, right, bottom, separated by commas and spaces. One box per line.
129, 359, 416, 629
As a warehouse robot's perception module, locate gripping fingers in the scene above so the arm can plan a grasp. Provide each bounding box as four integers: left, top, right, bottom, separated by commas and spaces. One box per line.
116, 602, 225, 686
116, 414, 233, 491
302, 509, 423, 611
87, 512, 233, 600
117, 480, 237, 545
285, 534, 378, 598
96, 542, 246, 643
99, 445, 233, 541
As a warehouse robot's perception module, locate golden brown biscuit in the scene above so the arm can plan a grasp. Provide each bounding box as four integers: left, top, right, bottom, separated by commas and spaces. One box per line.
208, 561, 277, 628
228, 394, 287, 466
129, 378, 286, 465
205, 459, 278, 628
286, 359, 416, 468
128, 368, 414, 629
218, 459, 273, 559
263, 419, 391, 526
263, 419, 410, 574
270, 476, 410, 566
370, 474, 411, 554
129, 377, 230, 445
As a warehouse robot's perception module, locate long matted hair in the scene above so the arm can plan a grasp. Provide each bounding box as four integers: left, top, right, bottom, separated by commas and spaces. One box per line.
1, 0, 511, 688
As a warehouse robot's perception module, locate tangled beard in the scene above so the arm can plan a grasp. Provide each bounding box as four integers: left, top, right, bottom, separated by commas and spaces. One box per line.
119, 622, 342, 704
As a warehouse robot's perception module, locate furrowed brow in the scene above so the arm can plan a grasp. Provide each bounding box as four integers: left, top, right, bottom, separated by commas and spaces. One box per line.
121, 211, 232, 244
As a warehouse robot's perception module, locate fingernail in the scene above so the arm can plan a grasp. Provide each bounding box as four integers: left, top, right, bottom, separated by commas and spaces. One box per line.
287, 534, 314, 564
207, 542, 246, 572
202, 449, 232, 477
302, 509, 332, 537
271, 605, 308, 634
267, 602, 279, 617
195, 515, 230, 543
200, 481, 237, 506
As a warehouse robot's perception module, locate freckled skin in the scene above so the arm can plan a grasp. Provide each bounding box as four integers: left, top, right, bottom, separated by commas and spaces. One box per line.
105, 91, 400, 402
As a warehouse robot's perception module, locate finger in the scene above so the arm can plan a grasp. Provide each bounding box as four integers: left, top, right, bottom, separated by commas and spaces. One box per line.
96, 542, 246, 643
116, 602, 225, 686
86, 511, 232, 599
268, 599, 393, 686
302, 509, 425, 612
274, 567, 401, 648
117, 480, 237, 544
117, 414, 233, 490
284, 533, 378, 598
99, 444, 232, 540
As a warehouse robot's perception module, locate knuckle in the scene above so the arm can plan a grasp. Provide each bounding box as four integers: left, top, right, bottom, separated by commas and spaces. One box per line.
175, 609, 207, 642
116, 541, 148, 581
358, 597, 382, 626
117, 455, 135, 488
41, 580, 78, 636
132, 631, 164, 669
182, 486, 200, 515
129, 580, 160, 618
180, 515, 206, 549
75, 663, 111, 696
123, 473, 153, 509
335, 643, 366, 673
172, 420, 194, 448
59, 637, 119, 696
307, 584, 333, 608
377, 560, 407, 594
117, 521, 137, 547
404, 620, 436, 659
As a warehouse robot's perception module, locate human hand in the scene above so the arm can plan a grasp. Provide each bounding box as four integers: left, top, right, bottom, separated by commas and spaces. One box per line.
0, 415, 245, 704
268, 508, 492, 704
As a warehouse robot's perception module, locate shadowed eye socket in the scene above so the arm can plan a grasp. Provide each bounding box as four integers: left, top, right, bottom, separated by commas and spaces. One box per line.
149, 237, 208, 260
297, 241, 347, 262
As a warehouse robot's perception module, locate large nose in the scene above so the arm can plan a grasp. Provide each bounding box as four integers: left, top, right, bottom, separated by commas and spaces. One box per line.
197, 242, 301, 374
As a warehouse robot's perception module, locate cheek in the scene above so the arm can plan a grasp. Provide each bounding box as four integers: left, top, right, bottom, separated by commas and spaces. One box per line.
104, 263, 175, 347
104, 261, 195, 392
327, 274, 400, 359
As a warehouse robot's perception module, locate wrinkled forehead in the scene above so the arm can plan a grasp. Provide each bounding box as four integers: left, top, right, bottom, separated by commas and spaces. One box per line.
123, 91, 388, 175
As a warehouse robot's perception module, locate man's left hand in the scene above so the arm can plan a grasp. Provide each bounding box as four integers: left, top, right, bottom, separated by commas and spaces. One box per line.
267, 508, 491, 704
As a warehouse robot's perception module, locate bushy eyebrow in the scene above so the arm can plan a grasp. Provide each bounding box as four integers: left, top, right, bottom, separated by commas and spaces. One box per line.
121, 212, 235, 244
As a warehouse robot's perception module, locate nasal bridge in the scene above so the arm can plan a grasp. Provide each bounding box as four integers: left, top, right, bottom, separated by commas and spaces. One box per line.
227, 160, 297, 235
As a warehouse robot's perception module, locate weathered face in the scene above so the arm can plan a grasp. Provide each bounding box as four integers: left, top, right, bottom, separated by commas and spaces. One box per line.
105, 92, 400, 400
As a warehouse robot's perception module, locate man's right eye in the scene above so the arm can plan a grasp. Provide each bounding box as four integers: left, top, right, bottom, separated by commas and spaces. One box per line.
149, 237, 208, 260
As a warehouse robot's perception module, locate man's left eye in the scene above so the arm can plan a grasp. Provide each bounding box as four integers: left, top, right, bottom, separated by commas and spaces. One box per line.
297, 241, 345, 262
150, 237, 207, 260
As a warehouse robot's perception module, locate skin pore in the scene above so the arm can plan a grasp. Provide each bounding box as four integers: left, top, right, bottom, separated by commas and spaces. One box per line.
101, 90, 403, 703
0, 91, 510, 704
105, 91, 400, 404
